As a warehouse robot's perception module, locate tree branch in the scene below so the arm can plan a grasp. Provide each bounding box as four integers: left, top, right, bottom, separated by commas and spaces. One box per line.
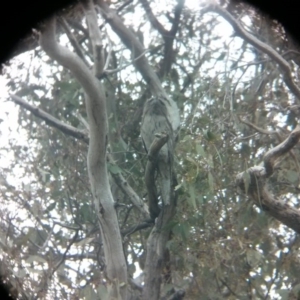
140, 0, 185, 78
158, 0, 184, 78
263, 126, 300, 176
11, 94, 89, 143
109, 155, 150, 219
203, 4, 300, 100
121, 220, 153, 237
142, 134, 179, 299
97, 0, 167, 98
58, 16, 90, 66
139, 0, 168, 36
236, 126, 300, 234
82, 0, 105, 77
145, 133, 169, 220
239, 117, 277, 135
39, 14, 128, 298
11, 95, 149, 221
142, 190, 177, 300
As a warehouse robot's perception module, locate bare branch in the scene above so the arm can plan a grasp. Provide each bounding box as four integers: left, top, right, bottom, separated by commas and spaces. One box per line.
81, 0, 104, 77
58, 16, 90, 66
142, 132, 178, 299
139, 0, 168, 36
121, 220, 153, 237
11, 94, 89, 143
109, 154, 150, 218
140, 0, 185, 78
239, 118, 300, 175
236, 127, 300, 234
34, 230, 79, 300
11, 95, 149, 224
101, 49, 148, 78
103, 31, 112, 71
97, 0, 167, 98
263, 126, 300, 176
170, 0, 185, 37
158, 0, 185, 77
203, 4, 300, 100
142, 194, 176, 300
239, 117, 277, 135
39, 16, 128, 298
145, 133, 169, 219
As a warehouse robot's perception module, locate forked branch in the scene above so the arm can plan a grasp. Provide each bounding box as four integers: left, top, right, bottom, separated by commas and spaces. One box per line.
203, 4, 300, 100
236, 127, 300, 234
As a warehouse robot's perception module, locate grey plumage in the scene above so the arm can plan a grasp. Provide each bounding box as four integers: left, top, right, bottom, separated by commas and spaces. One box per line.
141, 96, 180, 206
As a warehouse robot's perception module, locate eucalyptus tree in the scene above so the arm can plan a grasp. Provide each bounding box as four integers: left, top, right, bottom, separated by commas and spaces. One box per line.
1, 0, 300, 299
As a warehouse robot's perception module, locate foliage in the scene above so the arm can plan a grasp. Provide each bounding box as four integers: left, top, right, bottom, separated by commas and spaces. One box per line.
1, 0, 300, 299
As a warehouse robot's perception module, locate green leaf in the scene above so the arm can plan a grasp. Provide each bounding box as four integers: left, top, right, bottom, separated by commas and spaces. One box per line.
13, 269, 27, 278
45, 201, 57, 213
37, 167, 51, 183
213, 144, 223, 166
246, 249, 262, 267
181, 135, 193, 143
276, 289, 289, 300
97, 285, 108, 300
196, 143, 206, 157
80, 203, 93, 222
286, 170, 298, 184
188, 184, 197, 209
26, 255, 47, 264
174, 183, 183, 191
28, 228, 47, 247
292, 283, 300, 297
216, 52, 226, 60
242, 171, 251, 194
204, 130, 216, 141
162, 284, 173, 296
75, 237, 94, 247
207, 154, 214, 168
83, 285, 98, 300
107, 163, 122, 174
180, 223, 190, 241
208, 172, 214, 192
172, 223, 190, 242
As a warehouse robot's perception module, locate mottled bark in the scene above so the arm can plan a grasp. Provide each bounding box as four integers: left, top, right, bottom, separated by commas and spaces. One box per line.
236, 127, 300, 234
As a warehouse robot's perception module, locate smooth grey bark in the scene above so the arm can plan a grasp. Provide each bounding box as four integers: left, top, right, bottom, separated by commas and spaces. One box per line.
141, 134, 178, 300
97, 1, 181, 299
39, 17, 128, 299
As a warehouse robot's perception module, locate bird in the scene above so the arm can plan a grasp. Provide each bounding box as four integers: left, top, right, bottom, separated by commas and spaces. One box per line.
141, 95, 180, 206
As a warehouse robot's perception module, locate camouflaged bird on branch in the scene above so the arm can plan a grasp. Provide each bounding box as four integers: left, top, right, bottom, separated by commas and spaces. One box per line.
141, 96, 180, 212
